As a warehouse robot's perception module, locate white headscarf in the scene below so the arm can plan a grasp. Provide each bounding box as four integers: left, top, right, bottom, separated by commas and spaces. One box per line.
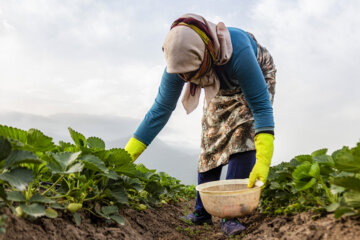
162, 13, 233, 114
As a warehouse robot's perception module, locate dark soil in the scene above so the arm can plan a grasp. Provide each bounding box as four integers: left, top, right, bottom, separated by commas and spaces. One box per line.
1, 200, 360, 240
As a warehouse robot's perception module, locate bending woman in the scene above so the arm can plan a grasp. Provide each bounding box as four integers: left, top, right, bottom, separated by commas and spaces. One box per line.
125, 13, 276, 236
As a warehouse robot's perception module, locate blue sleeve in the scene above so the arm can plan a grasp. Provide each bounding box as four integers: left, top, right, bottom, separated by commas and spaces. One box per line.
134, 68, 184, 145
230, 46, 274, 132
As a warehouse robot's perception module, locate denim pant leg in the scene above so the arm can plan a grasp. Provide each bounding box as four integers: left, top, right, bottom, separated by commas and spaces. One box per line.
195, 165, 222, 213
226, 150, 256, 179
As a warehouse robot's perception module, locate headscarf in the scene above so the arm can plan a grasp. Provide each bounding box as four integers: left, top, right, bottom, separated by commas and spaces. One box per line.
162, 13, 233, 114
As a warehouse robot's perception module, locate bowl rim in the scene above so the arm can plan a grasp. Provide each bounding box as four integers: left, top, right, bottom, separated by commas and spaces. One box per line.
195, 179, 263, 195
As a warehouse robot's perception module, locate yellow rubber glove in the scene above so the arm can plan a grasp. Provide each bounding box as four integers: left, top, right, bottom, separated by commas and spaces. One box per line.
124, 137, 147, 162
248, 133, 274, 188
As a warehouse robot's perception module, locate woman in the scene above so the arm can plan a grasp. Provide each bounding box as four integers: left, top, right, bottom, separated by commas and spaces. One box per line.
125, 13, 276, 236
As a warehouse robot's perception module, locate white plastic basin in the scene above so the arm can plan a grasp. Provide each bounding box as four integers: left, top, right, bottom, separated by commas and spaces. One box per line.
196, 179, 264, 218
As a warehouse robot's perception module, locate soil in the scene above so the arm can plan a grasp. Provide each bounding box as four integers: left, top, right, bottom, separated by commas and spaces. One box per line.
1, 200, 360, 240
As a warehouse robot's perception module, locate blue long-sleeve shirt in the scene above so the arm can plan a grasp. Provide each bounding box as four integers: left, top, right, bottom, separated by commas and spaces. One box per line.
134, 27, 274, 145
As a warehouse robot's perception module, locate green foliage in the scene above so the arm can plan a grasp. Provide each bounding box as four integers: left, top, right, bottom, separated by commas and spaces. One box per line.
0, 136, 11, 160
46, 152, 83, 174
87, 137, 105, 150
0, 125, 27, 145
6, 191, 26, 202
68, 128, 87, 148
80, 155, 108, 173
26, 129, 55, 152
73, 212, 81, 225
0, 168, 33, 191
20, 203, 46, 217
260, 141, 360, 218
0, 124, 196, 230
0, 125, 55, 152
0, 214, 6, 233
4, 150, 42, 168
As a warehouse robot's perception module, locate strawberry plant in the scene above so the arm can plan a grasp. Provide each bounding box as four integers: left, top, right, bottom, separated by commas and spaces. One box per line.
0, 124, 196, 230
260, 142, 360, 218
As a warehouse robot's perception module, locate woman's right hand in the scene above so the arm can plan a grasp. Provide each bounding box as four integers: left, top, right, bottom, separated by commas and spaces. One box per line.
124, 137, 147, 162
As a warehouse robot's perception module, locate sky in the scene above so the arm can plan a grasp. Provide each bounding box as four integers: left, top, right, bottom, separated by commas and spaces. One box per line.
1, 0, 359, 171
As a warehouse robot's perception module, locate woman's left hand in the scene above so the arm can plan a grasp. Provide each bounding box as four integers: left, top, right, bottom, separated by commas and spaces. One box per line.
248, 133, 274, 188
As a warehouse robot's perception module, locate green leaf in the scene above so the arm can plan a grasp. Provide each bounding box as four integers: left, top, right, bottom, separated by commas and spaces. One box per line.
332, 147, 360, 172
81, 155, 108, 173
73, 212, 81, 225
319, 166, 335, 176
124, 177, 143, 192
87, 137, 105, 150
326, 202, 340, 212
50, 203, 65, 210
334, 207, 356, 219
115, 163, 138, 177
45, 208, 58, 218
136, 164, 156, 179
65, 163, 84, 174
308, 162, 320, 178
0, 125, 27, 144
0, 185, 6, 201
110, 215, 125, 225
101, 205, 118, 216
6, 191, 26, 202
0, 167, 33, 191
47, 152, 81, 173
352, 142, 360, 160
295, 178, 317, 191
68, 128, 86, 148
53, 151, 81, 169
100, 170, 119, 180
311, 148, 328, 157
106, 188, 128, 204
269, 181, 282, 190
313, 155, 334, 167
58, 141, 76, 152
145, 181, 165, 196
294, 155, 313, 163
112, 189, 128, 204
26, 129, 55, 152
0, 136, 12, 160
330, 185, 346, 195
106, 148, 132, 167
292, 161, 312, 180
288, 158, 300, 168
29, 194, 54, 204
343, 191, 360, 208
20, 203, 46, 217
93, 150, 111, 161
332, 177, 360, 192
4, 150, 42, 168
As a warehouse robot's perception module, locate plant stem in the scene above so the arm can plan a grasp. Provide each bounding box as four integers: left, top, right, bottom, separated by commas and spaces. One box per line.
47, 194, 68, 199
319, 177, 335, 203
83, 193, 102, 202
41, 174, 65, 196
25, 181, 33, 201
83, 208, 102, 218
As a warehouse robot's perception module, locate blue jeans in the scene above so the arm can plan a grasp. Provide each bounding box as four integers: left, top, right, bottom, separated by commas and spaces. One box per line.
195, 150, 256, 213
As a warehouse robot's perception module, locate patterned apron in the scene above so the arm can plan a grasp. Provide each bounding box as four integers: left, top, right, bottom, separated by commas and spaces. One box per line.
198, 32, 277, 173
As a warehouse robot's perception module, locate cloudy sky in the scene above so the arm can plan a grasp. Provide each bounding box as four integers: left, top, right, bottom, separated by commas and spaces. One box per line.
1, 0, 359, 171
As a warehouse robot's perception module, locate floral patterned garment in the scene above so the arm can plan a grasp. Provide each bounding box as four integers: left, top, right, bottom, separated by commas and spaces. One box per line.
198, 33, 277, 173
